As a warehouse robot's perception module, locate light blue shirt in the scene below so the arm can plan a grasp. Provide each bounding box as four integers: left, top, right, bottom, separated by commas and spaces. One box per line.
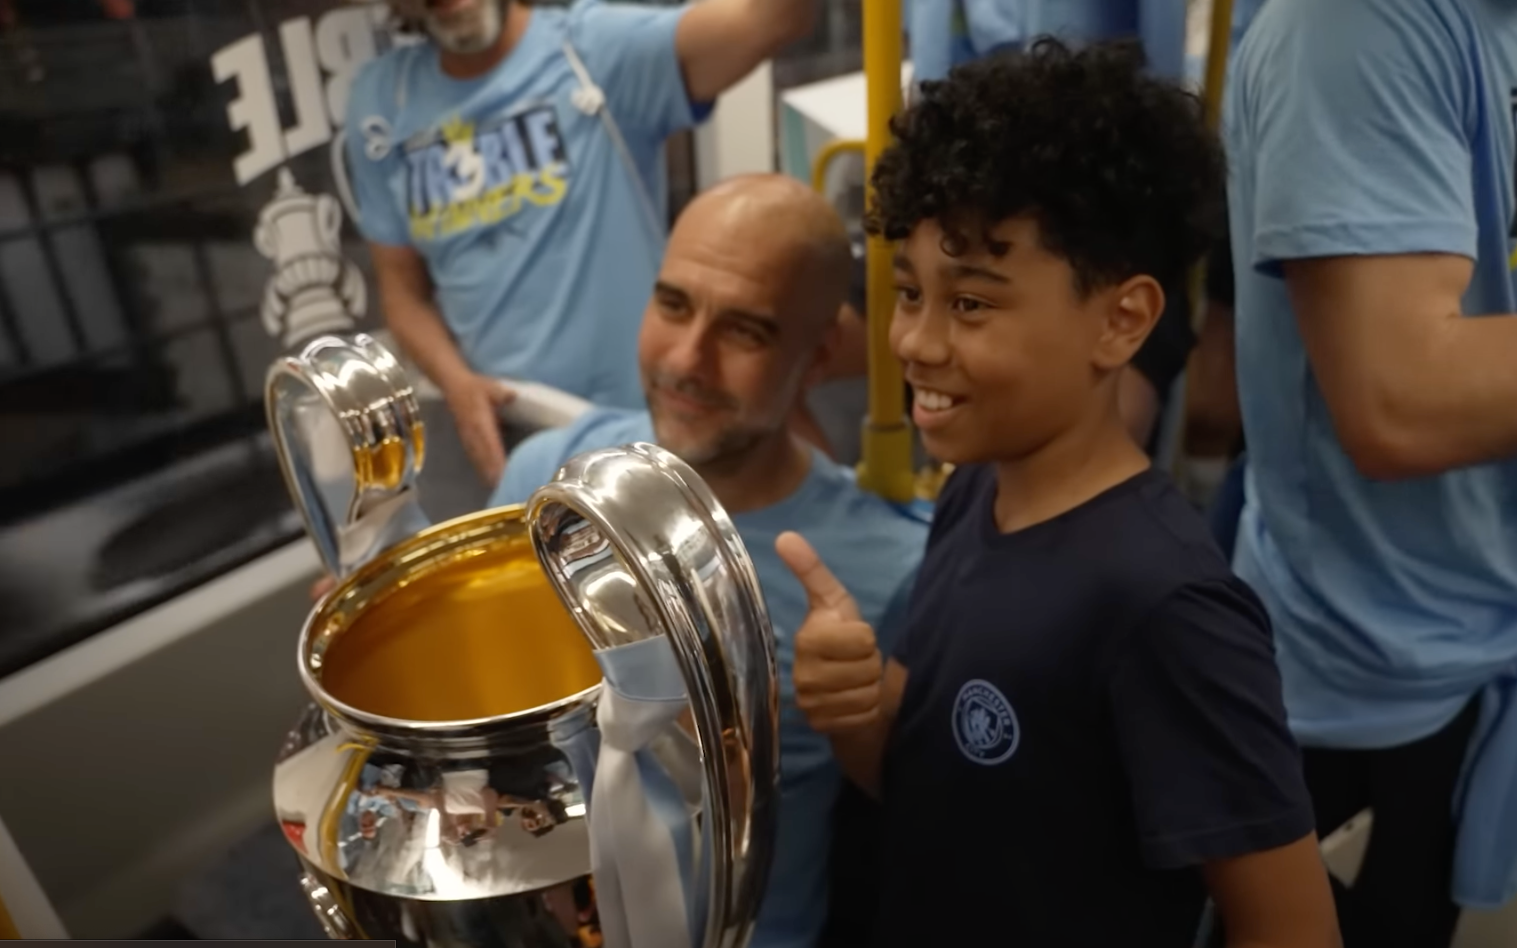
345, 2, 704, 409
1227, 0, 1517, 907
906, 0, 1188, 84
492, 409, 928, 948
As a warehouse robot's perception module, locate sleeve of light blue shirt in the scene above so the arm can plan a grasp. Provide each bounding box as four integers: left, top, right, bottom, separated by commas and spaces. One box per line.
1238, 1, 1478, 271
488, 427, 579, 508
571, 3, 704, 142
343, 63, 412, 247
908, 0, 961, 84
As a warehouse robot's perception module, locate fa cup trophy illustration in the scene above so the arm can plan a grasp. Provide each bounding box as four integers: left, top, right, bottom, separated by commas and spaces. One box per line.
255, 167, 367, 350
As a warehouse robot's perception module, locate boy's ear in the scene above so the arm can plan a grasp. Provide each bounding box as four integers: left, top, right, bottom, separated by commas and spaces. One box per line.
1093, 276, 1165, 371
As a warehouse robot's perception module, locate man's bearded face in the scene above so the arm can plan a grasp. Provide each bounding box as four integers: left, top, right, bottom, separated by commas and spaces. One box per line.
393, 0, 505, 55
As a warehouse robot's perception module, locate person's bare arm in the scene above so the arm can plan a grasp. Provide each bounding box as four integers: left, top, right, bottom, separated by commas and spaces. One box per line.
823, 304, 869, 383
675, 0, 819, 102
371, 242, 474, 393
370, 242, 513, 483
1205, 834, 1342, 948
1287, 253, 1517, 480
824, 658, 906, 799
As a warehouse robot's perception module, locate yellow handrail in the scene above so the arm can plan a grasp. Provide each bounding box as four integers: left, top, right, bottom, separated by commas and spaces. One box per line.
1202, 0, 1236, 134
810, 138, 865, 196
855, 0, 915, 504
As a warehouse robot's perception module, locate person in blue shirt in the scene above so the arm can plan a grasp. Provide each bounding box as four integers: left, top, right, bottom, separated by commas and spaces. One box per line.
780, 42, 1337, 947
906, 0, 1187, 84
345, 0, 820, 487
1226, 1, 1517, 945
489, 173, 927, 948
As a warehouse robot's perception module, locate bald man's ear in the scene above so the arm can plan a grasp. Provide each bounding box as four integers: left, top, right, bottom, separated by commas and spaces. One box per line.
802, 307, 849, 389
815, 303, 868, 385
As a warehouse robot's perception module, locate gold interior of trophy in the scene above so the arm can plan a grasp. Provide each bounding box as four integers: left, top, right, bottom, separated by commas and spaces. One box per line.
351, 433, 418, 493
309, 507, 602, 723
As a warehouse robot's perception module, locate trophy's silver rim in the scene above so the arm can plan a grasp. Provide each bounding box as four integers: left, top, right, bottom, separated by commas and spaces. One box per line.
294, 504, 603, 739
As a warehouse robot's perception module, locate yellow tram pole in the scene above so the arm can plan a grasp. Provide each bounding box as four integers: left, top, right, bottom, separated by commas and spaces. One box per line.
855, 0, 916, 504
1201, 0, 1236, 136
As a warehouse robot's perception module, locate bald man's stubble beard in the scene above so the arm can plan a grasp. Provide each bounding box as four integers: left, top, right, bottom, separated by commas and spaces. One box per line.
647, 393, 785, 475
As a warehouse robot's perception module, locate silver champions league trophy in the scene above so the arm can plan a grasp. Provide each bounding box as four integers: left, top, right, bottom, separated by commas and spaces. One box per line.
265, 333, 780, 948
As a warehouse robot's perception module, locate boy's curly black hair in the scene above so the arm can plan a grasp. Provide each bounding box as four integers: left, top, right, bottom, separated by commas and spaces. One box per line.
867, 38, 1225, 295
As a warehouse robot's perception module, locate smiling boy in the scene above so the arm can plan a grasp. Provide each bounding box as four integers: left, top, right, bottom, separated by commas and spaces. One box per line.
777, 41, 1340, 946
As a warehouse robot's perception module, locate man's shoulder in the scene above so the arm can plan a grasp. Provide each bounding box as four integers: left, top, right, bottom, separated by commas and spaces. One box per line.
520, 407, 654, 467
349, 43, 423, 115
565, 0, 685, 40
492, 408, 652, 507
1240, 0, 1477, 76
787, 458, 930, 590
810, 457, 931, 536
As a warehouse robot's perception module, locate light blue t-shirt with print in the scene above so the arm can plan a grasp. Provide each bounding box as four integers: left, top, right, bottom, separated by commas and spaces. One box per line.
345, 2, 703, 409
907, 0, 1188, 83
492, 409, 928, 948
1227, 0, 1517, 906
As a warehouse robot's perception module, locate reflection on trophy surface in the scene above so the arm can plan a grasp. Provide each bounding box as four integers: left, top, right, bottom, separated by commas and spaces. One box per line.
266, 334, 779, 948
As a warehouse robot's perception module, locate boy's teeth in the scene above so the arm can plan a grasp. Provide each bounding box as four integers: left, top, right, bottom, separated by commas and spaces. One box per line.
918, 390, 953, 411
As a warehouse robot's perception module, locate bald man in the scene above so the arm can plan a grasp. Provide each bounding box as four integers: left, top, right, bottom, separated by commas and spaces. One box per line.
490, 174, 927, 948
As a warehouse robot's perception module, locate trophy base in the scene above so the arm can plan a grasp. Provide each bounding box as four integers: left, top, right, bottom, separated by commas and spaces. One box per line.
299, 861, 601, 948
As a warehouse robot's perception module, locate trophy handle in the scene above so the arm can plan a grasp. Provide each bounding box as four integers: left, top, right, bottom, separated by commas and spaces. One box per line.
527, 443, 781, 948
300, 872, 358, 939
265, 333, 430, 578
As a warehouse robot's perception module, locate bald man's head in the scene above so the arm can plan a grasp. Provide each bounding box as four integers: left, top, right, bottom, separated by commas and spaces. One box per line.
671, 175, 853, 333
638, 174, 854, 468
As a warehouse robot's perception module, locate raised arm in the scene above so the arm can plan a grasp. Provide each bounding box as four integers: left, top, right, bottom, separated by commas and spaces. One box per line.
675, 0, 820, 103
776, 531, 904, 798
1231, 2, 1517, 480
1286, 253, 1517, 480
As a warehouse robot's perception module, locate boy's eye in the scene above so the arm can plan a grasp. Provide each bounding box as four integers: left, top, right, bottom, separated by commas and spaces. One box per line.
952, 296, 987, 313
895, 285, 922, 304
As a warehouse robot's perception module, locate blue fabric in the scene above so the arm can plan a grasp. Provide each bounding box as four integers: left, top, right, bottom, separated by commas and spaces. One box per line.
906, 0, 1187, 83
906, 0, 1020, 84
597, 638, 706, 944
345, 2, 704, 409
493, 408, 929, 948
1226, 0, 1517, 908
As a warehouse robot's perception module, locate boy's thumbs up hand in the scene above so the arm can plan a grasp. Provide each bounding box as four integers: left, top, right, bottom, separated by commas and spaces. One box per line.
776, 532, 883, 733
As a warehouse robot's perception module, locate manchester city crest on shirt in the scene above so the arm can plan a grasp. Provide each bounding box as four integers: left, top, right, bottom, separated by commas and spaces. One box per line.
952, 679, 1020, 765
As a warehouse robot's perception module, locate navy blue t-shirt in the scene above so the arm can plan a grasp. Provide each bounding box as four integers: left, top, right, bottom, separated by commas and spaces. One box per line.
879, 465, 1314, 946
